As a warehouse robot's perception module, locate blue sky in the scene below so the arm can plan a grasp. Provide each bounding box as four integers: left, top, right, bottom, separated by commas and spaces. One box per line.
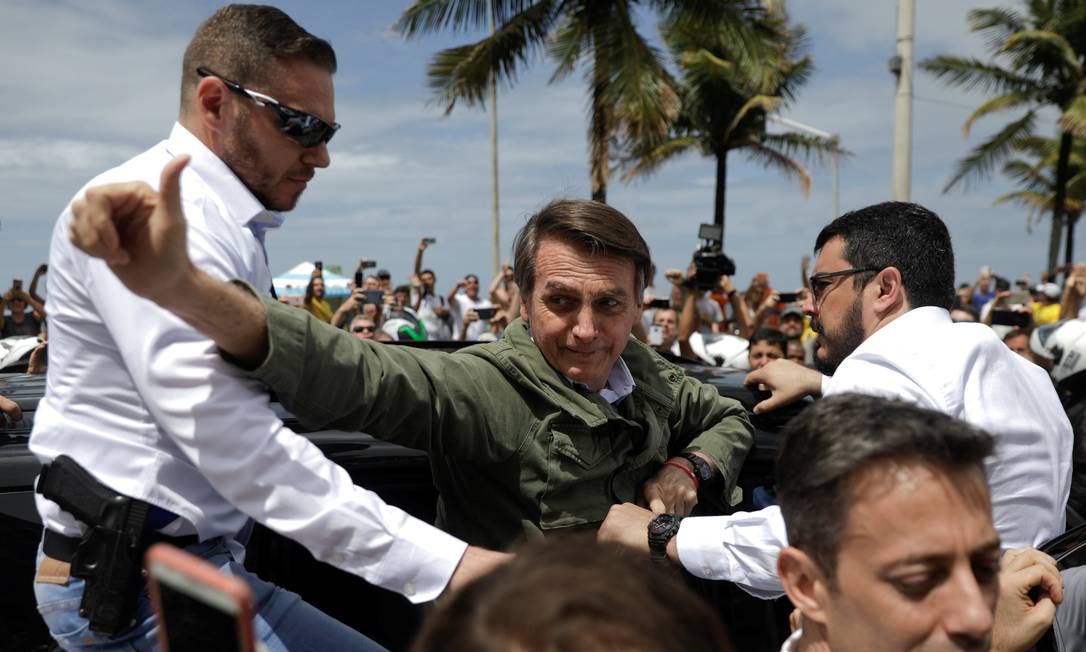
0, 0, 1065, 297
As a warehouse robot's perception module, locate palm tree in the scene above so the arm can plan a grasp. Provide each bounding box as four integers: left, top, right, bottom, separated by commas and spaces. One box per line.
921, 0, 1086, 270
619, 5, 842, 232
394, 1, 770, 203
994, 135, 1086, 256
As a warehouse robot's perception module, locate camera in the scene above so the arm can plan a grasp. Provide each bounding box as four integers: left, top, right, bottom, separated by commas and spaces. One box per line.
475, 307, 497, 320
692, 224, 735, 290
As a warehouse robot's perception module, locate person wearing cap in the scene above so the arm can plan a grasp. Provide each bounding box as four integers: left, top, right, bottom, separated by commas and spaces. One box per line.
1033, 282, 1063, 325
778, 305, 805, 340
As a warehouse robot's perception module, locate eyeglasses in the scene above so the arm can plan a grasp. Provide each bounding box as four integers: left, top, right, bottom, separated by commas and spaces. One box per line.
197, 67, 340, 148
352, 326, 376, 333
808, 267, 881, 304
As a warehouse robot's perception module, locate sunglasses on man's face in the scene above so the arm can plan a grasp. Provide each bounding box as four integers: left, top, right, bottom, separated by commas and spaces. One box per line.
352, 325, 376, 333
197, 67, 340, 148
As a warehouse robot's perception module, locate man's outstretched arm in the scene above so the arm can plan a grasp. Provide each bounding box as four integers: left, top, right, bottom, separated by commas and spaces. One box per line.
69, 155, 270, 367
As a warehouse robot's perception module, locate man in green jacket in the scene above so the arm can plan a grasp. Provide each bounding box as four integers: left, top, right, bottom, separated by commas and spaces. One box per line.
68, 167, 753, 552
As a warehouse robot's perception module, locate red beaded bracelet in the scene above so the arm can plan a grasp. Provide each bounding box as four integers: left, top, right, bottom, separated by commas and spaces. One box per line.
664, 459, 699, 490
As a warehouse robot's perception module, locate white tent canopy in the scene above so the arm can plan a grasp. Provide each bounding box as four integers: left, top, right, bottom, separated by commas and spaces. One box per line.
272, 262, 351, 298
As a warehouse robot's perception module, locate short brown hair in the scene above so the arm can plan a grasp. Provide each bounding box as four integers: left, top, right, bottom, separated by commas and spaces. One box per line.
512, 200, 651, 299
180, 4, 336, 112
411, 538, 732, 652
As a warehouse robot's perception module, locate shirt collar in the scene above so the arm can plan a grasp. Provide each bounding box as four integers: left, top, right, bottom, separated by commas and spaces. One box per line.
569, 356, 636, 405
851, 305, 951, 357
163, 122, 285, 233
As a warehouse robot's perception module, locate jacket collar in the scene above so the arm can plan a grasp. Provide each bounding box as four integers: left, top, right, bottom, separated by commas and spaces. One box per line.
467, 319, 681, 427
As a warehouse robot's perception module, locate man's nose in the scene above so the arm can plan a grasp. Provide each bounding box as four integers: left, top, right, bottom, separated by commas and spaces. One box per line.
802, 293, 817, 316
303, 141, 331, 169
571, 306, 598, 340
943, 567, 995, 646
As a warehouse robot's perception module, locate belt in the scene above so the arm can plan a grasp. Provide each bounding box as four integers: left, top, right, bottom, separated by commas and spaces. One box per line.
43, 529, 199, 563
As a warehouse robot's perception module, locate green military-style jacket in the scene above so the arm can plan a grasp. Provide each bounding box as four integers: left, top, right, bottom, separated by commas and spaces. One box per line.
250, 297, 753, 550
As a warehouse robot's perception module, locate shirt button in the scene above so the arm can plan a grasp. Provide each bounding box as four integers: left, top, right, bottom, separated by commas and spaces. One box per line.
703, 567, 713, 578
404, 581, 415, 596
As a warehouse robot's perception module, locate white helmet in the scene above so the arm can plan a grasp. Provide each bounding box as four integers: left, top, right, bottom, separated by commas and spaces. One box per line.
1030, 319, 1086, 384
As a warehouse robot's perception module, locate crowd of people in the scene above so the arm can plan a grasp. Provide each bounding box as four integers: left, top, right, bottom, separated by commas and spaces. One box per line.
9, 5, 1086, 652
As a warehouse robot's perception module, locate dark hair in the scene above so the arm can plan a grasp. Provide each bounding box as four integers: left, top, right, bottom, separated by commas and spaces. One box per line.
420, 269, 435, 277
749, 327, 786, 354
776, 394, 993, 581
394, 284, 411, 295
180, 4, 337, 112
411, 538, 732, 652
814, 202, 955, 310
303, 274, 322, 306
513, 200, 651, 299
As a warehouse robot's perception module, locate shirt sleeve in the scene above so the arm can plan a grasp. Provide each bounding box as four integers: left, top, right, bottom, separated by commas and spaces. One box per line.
676, 506, 788, 600
79, 205, 466, 603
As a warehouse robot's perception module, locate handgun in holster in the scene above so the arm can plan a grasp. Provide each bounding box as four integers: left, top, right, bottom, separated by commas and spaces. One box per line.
36, 455, 151, 637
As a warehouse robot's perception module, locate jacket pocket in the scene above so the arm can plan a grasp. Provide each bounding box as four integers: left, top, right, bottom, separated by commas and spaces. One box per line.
539, 425, 618, 530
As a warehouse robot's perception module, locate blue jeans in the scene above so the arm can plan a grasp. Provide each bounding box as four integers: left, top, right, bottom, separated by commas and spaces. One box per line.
34, 536, 387, 651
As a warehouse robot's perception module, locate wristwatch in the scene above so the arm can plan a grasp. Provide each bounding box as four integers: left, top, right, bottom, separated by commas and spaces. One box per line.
679, 451, 715, 485
648, 513, 683, 563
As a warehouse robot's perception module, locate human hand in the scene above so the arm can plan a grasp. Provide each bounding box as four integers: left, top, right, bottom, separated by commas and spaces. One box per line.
642, 459, 699, 515
464, 309, 478, 324
801, 255, 811, 271
502, 262, 514, 279
720, 275, 735, 294
409, 274, 421, 288
761, 293, 780, 310
418, 239, 429, 251
597, 503, 656, 555
745, 359, 823, 413
0, 395, 22, 426
27, 343, 47, 375
665, 269, 683, 286
991, 548, 1063, 652
68, 155, 193, 305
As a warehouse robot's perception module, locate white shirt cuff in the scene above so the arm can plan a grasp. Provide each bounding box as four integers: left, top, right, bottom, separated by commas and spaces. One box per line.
676, 507, 788, 600
367, 516, 468, 604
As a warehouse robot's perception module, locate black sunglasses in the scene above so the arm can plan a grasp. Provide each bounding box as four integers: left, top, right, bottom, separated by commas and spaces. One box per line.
352, 326, 377, 333
197, 67, 340, 148
808, 267, 881, 303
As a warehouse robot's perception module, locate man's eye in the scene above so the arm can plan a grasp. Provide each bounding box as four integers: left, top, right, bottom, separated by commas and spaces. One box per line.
890, 570, 945, 599
972, 558, 1001, 585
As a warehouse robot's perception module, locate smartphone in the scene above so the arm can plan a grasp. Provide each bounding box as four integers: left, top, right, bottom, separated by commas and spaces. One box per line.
362, 290, 384, 305
777, 292, 799, 304
476, 307, 497, 320
145, 543, 256, 652
990, 310, 1031, 328
647, 298, 670, 309
12, 279, 22, 291
359, 260, 377, 269
648, 324, 664, 347
422, 238, 436, 245
314, 261, 322, 272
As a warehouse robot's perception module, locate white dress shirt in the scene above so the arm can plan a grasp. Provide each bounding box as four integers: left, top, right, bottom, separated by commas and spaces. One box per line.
676, 306, 1073, 599
31, 123, 466, 603
450, 292, 493, 341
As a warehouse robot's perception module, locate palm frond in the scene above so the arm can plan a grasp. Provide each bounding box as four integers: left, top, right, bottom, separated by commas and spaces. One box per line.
944, 110, 1037, 192
1004, 29, 1083, 76
619, 136, 701, 181
742, 139, 812, 196
760, 131, 848, 167
1059, 95, 1086, 139
725, 95, 781, 139
425, 2, 555, 112
395, 0, 543, 37
967, 7, 1025, 48
920, 55, 1042, 96
962, 92, 1032, 137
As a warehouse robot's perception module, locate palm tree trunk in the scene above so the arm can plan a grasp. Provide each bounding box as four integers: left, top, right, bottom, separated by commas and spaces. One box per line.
714, 152, 728, 230
1051, 130, 1072, 272
590, 42, 609, 204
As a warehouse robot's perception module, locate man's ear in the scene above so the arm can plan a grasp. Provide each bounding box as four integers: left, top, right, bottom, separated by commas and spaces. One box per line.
871, 266, 906, 313
194, 77, 229, 138
778, 546, 832, 628
519, 297, 530, 325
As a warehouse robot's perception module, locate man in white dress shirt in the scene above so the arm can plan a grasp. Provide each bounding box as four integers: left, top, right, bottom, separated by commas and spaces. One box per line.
599, 202, 1072, 600
30, 6, 501, 650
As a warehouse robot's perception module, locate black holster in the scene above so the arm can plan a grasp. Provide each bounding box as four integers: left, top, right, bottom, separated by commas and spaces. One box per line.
37, 455, 151, 637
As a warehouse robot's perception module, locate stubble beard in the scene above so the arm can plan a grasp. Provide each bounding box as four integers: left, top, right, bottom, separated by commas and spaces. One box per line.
221, 114, 299, 212
813, 295, 866, 376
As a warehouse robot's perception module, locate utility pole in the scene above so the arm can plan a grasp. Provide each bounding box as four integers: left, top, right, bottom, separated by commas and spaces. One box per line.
890, 0, 914, 201
489, 2, 500, 277
768, 115, 841, 220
